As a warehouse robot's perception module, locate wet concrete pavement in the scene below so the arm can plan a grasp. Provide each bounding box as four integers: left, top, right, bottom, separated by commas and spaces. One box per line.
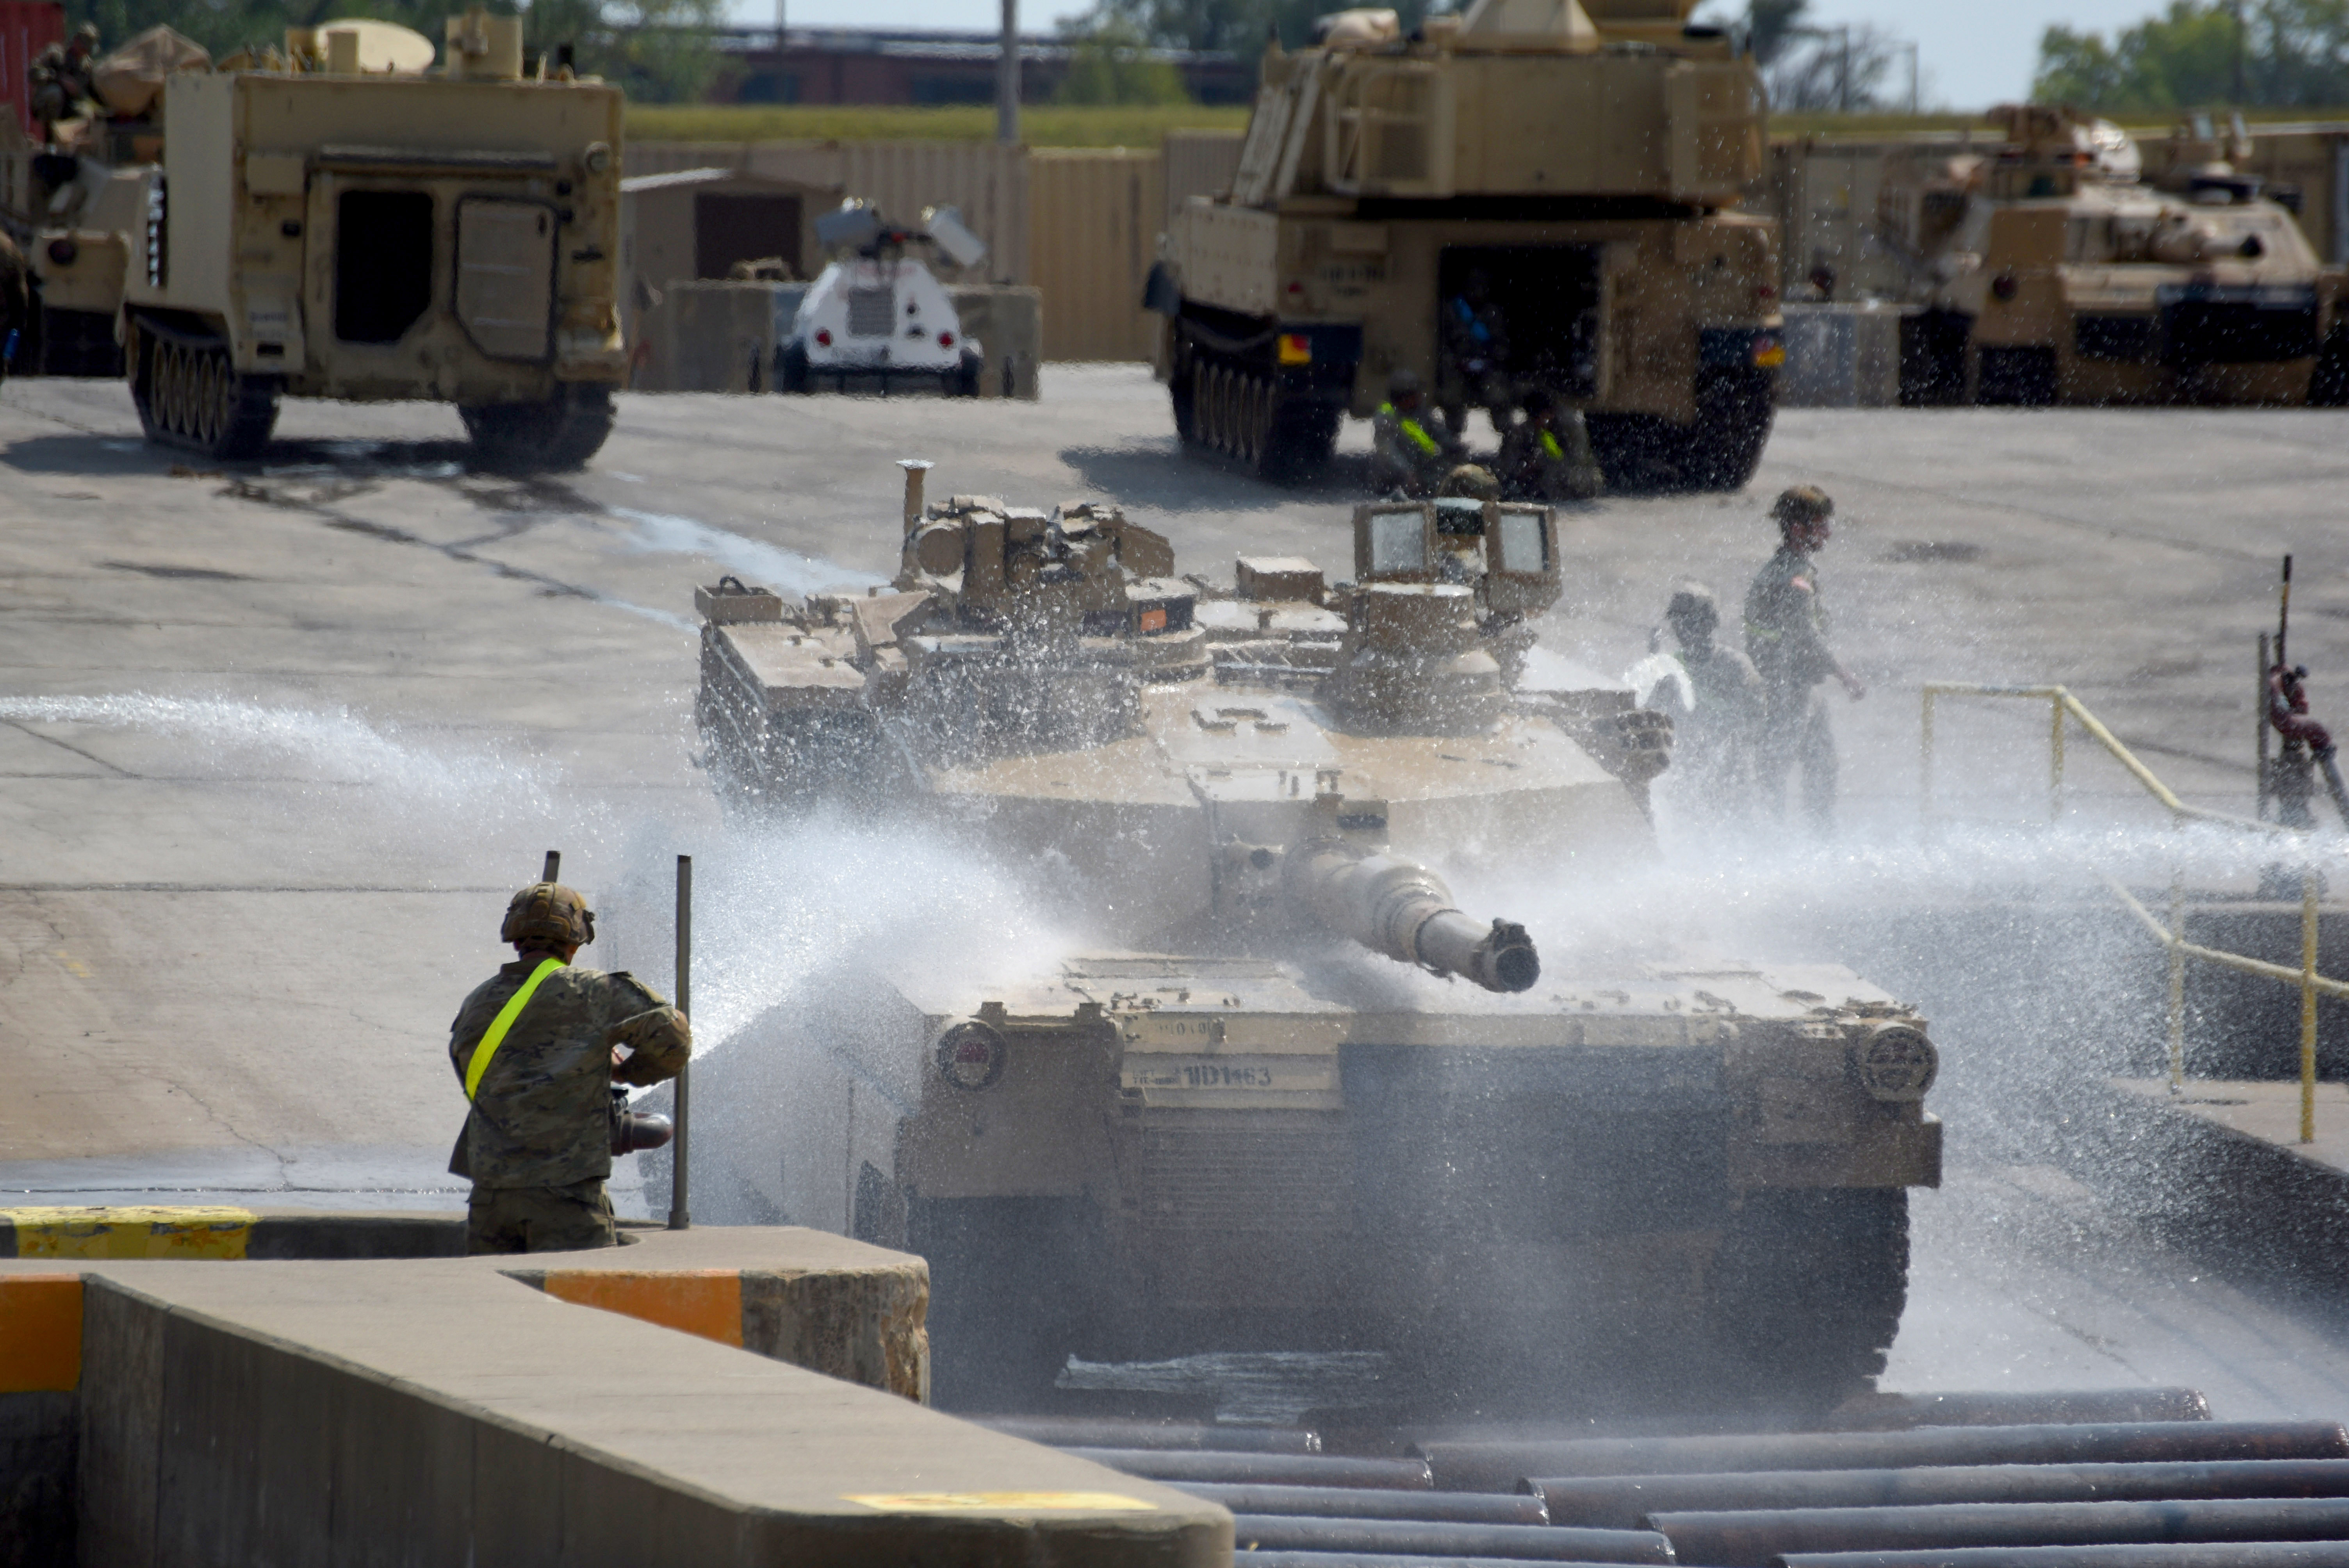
5, 370, 2349, 1416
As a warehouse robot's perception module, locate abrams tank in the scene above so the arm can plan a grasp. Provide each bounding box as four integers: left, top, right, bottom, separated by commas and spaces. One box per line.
692, 464, 1941, 1415
1146, 0, 1784, 488
1882, 104, 2349, 406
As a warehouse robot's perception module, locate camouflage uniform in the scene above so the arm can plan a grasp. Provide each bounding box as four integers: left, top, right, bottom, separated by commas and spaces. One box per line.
447, 960, 690, 1254
1371, 401, 1449, 497
1496, 407, 1601, 501
1745, 542, 1841, 830
1672, 641, 1767, 812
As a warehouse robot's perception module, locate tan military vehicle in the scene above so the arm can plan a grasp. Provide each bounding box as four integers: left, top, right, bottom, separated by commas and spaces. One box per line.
1146, 0, 1784, 488
688, 463, 1941, 1413
1881, 104, 2349, 406
66, 12, 625, 464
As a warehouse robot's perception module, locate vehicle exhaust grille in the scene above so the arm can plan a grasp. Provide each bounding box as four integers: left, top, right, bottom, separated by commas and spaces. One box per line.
1131, 1109, 1351, 1309
847, 287, 896, 339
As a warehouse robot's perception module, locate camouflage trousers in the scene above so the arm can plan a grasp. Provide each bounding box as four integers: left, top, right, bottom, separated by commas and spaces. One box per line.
1759, 683, 1838, 833
466, 1177, 616, 1255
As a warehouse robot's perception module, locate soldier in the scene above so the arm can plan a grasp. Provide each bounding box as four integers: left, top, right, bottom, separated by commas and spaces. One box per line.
1370, 369, 1449, 497
2267, 662, 2349, 830
1642, 582, 1766, 815
1440, 268, 1509, 435
1496, 388, 1602, 502
1744, 485, 1865, 832
449, 878, 691, 1254
29, 25, 98, 140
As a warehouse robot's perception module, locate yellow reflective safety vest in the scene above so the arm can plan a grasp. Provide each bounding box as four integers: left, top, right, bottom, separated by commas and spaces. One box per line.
1378, 403, 1440, 455
462, 956, 566, 1101
1539, 429, 1564, 461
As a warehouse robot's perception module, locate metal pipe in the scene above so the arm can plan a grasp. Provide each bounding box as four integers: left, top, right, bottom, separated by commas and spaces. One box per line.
1782, 1543, 2349, 1568
2304, 864, 2320, 1144
1428, 1421, 2349, 1492
1826, 1388, 2212, 1432
1535, 1458, 2349, 1533
668, 853, 691, 1230
898, 457, 933, 530
1177, 1483, 1549, 1525
2260, 632, 2273, 820
2170, 872, 2189, 1091
2104, 875, 2349, 1002
1238, 1557, 1641, 1568
1651, 1497, 2349, 1568
994, 0, 1019, 144
1920, 686, 1936, 831
1066, 1448, 1434, 1490
2051, 690, 2065, 824
1230, 1513, 1672, 1563
982, 1417, 1321, 1454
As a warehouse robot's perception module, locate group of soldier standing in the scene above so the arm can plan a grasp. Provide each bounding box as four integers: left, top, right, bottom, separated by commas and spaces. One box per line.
1636, 485, 1864, 834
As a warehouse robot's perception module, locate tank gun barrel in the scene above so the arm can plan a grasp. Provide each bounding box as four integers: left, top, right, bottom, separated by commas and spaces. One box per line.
1289, 840, 1538, 993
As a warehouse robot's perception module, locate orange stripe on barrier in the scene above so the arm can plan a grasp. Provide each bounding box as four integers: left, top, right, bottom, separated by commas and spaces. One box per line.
540, 1269, 744, 1349
0, 1274, 83, 1392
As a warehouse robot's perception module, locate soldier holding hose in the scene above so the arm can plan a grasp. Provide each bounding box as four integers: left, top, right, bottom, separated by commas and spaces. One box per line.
449, 875, 691, 1254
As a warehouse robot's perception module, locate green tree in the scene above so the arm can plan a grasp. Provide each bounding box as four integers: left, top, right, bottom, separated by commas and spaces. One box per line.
2033, 0, 2349, 109
1055, 18, 1191, 104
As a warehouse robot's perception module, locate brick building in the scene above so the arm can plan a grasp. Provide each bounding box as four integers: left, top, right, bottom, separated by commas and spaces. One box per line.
707, 26, 1252, 107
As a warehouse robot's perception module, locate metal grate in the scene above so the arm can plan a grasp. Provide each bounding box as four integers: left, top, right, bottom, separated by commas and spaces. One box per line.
847, 287, 896, 338
1136, 1110, 1349, 1239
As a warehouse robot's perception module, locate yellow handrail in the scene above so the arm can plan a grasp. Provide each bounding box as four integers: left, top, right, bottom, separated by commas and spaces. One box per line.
1930, 681, 2328, 1142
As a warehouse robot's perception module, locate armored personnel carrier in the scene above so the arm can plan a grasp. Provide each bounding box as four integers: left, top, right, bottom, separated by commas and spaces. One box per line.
692, 465, 1941, 1413
52, 11, 625, 464
1881, 105, 2349, 406
1145, 0, 1783, 488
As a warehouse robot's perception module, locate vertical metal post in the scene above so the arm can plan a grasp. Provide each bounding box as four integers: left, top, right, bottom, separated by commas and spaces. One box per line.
2258, 632, 2273, 821
669, 853, 693, 1229
995, 0, 1020, 145
2168, 870, 2187, 1092
2303, 864, 2319, 1145
2050, 692, 2066, 825
1920, 687, 1936, 832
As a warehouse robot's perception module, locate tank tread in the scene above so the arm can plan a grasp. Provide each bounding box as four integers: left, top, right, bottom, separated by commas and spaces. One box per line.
128, 315, 280, 462
1706, 1187, 1910, 1413
1173, 322, 1340, 483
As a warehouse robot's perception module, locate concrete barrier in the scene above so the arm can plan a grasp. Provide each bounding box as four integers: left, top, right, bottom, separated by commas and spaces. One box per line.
0, 1222, 1228, 1567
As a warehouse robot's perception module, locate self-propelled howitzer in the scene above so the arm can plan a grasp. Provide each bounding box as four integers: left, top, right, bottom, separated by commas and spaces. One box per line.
688, 464, 1940, 1417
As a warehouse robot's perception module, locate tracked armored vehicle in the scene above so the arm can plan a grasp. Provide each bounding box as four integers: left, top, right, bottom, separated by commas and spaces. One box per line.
1146, 0, 1783, 488
1882, 105, 2349, 406
64, 11, 625, 464
691, 466, 1940, 1414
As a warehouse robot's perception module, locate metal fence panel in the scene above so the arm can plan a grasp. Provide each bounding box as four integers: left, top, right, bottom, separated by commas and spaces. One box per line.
1028, 147, 1162, 363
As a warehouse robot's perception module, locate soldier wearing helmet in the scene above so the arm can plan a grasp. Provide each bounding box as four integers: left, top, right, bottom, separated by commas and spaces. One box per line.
1744, 486, 1864, 832
1640, 581, 1766, 818
447, 874, 691, 1253
1370, 368, 1451, 498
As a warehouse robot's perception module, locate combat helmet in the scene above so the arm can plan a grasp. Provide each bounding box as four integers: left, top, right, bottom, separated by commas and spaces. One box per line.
501, 882, 594, 948
1772, 485, 1834, 528
1387, 367, 1424, 399
1664, 580, 1719, 640
1438, 463, 1500, 501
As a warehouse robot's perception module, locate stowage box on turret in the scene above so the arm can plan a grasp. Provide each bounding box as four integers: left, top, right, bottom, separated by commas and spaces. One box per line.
1146, 0, 1784, 488
110, 12, 624, 465
688, 464, 1941, 1415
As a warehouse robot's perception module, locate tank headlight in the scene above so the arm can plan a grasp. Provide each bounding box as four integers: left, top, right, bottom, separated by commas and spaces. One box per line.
582, 142, 612, 175
936, 1019, 1008, 1092
1850, 1022, 1937, 1103
46, 238, 76, 267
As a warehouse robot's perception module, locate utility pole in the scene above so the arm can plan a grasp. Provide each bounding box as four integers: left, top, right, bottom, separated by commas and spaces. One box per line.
996, 0, 1020, 144
1838, 24, 1851, 113
2231, 0, 2247, 104
776, 0, 786, 49
1903, 41, 1919, 115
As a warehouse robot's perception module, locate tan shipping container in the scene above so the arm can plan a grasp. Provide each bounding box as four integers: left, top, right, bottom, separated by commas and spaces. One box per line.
1028, 146, 1160, 362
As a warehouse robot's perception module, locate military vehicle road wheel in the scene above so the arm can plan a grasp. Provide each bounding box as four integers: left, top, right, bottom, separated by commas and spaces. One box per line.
130, 324, 280, 461
1705, 1187, 1909, 1415
460, 384, 615, 472
1183, 353, 1337, 482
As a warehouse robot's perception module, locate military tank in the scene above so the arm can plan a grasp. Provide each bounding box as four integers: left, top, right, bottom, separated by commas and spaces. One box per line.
1880, 104, 2349, 406
1145, 0, 1784, 488
690, 463, 1941, 1414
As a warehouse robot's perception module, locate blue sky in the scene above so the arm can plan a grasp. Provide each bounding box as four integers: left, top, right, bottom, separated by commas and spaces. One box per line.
722, 0, 2164, 110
